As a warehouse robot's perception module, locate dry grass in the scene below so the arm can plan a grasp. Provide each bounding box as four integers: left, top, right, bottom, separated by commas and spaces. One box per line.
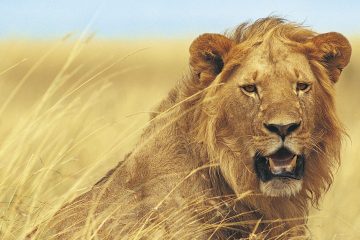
0, 36, 359, 239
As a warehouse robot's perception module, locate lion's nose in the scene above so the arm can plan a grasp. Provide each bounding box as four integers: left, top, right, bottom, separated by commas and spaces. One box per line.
264, 122, 301, 140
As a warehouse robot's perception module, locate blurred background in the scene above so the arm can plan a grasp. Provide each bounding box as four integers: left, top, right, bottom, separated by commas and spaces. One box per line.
0, 1, 359, 239
1, 0, 360, 38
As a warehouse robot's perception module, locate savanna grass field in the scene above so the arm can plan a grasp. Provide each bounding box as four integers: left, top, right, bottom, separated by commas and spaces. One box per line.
0, 36, 359, 239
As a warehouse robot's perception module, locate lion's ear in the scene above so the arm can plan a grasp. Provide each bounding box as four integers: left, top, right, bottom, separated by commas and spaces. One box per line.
189, 33, 234, 83
307, 32, 351, 83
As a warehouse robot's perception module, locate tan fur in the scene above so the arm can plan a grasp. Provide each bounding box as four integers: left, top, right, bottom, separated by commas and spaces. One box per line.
30, 17, 351, 239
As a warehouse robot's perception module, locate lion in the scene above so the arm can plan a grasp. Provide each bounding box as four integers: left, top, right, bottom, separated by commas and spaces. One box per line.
30, 17, 351, 239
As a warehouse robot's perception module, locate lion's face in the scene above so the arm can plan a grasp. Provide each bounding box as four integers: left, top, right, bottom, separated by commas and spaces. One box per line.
219, 40, 317, 197
190, 30, 351, 198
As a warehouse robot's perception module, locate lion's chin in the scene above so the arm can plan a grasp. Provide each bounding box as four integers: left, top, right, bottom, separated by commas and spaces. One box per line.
260, 178, 303, 197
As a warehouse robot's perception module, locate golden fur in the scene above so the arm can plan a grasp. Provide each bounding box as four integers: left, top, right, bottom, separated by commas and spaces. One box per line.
30, 17, 351, 239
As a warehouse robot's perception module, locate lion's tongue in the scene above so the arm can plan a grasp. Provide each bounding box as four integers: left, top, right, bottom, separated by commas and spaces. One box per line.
267, 149, 297, 174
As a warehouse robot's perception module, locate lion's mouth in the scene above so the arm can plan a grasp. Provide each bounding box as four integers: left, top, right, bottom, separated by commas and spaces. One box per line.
254, 148, 305, 182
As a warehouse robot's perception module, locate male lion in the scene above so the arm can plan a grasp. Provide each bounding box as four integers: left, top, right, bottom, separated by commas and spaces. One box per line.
31, 17, 351, 239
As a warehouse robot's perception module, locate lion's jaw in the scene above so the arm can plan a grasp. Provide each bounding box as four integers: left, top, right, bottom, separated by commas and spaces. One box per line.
254, 147, 306, 197
260, 178, 303, 197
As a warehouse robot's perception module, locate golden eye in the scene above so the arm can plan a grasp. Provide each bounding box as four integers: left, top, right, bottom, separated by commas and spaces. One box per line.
296, 82, 311, 92
241, 84, 257, 93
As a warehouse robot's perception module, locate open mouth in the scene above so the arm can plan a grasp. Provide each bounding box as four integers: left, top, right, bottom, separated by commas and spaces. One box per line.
254, 147, 305, 182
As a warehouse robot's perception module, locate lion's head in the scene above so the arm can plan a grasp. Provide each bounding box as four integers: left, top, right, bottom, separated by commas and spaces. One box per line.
189, 18, 351, 202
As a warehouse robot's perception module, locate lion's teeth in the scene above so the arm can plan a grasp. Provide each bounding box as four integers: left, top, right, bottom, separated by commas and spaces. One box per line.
267, 157, 274, 169
267, 155, 297, 174
268, 158, 282, 174
289, 155, 297, 169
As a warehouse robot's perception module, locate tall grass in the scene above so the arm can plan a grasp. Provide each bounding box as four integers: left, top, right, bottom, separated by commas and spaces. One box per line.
0, 37, 359, 239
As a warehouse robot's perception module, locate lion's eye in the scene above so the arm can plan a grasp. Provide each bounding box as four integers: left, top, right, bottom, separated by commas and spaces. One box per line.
241, 84, 257, 93
296, 82, 311, 92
